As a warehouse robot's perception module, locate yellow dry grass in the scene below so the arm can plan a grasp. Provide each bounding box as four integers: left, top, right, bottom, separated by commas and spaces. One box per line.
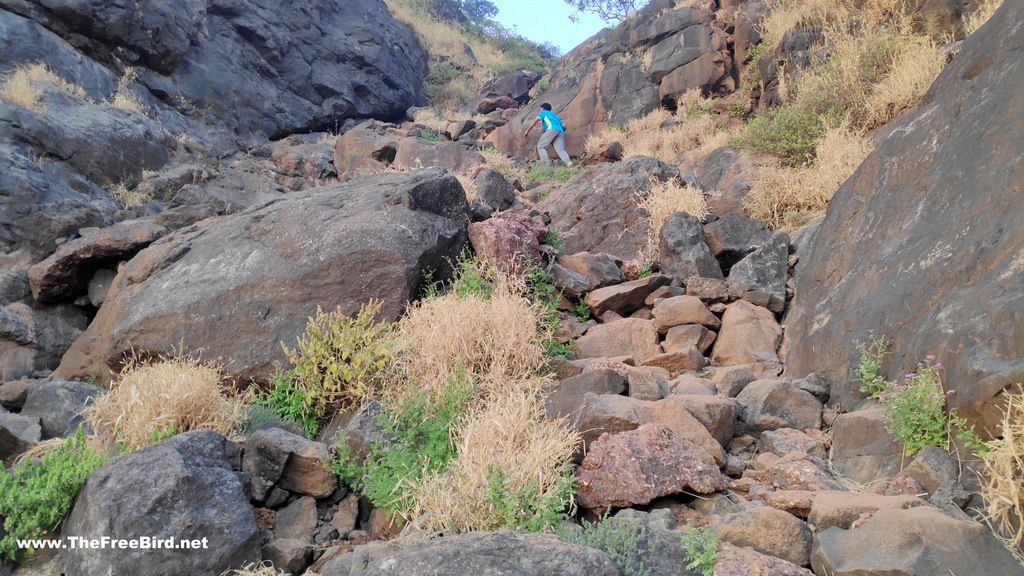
759, 0, 853, 55
862, 38, 945, 128
455, 172, 478, 203
744, 124, 873, 230
220, 563, 290, 576
86, 356, 247, 451
390, 272, 549, 408
636, 177, 709, 257
480, 148, 530, 183
0, 62, 86, 112
980, 387, 1024, 560
110, 67, 144, 113
622, 114, 734, 164
108, 181, 153, 209
964, 0, 1004, 36
407, 391, 580, 535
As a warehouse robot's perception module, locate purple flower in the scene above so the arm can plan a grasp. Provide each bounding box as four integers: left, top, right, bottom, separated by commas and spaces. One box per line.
934, 363, 942, 368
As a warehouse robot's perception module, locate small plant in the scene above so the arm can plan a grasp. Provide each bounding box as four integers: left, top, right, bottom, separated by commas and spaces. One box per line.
238, 402, 301, 436
419, 131, 443, 142
0, 425, 106, 561
734, 104, 825, 166
746, 42, 766, 85
560, 517, 652, 576
251, 366, 319, 437
878, 358, 948, 456
527, 164, 554, 182
543, 228, 565, 254
680, 522, 719, 576
536, 76, 550, 92
283, 300, 395, 418
486, 465, 576, 532
637, 260, 654, 278
571, 298, 591, 322
148, 422, 177, 445
856, 333, 891, 398
543, 338, 575, 359
449, 252, 498, 299
553, 165, 579, 183
109, 66, 143, 113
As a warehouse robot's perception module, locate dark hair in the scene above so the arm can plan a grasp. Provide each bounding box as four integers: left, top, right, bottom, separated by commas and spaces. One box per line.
540, 103, 552, 111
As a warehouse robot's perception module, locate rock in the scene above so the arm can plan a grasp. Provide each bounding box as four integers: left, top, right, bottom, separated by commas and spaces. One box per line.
714, 542, 815, 576
810, 506, 1021, 576
472, 169, 515, 211
468, 212, 548, 274
781, 0, 1024, 421
669, 375, 717, 396
900, 444, 960, 495
736, 380, 822, 434
444, 120, 477, 141
54, 169, 469, 385
336, 122, 400, 164
643, 348, 706, 374
727, 231, 790, 314
579, 141, 624, 166
87, 268, 117, 307
658, 211, 724, 281
330, 494, 360, 539
395, 139, 485, 174
651, 295, 722, 333
544, 368, 628, 419
577, 424, 727, 509
262, 539, 311, 574
756, 490, 821, 518
625, 366, 669, 402
242, 427, 338, 501
274, 497, 318, 542
353, 531, 623, 576
573, 318, 661, 363
27, 219, 167, 303
584, 274, 672, 317
762, 429, 827, 460
537, 157, 680, 259
63, 430, 259, 576
556, 253, 626, 289
475, 95, 517, 114
0, 302, 88, 381
791, 373, 830, 403
0, 411, 41, 464
829, 408, 904, 484
0, 379, 39, 410
481, 70, 541, 105
930, 481, 972, 510
20, 380, 105, 439
710, 301, 783, 368
684, 276, 729, 303
313, 541, 402, 576
570, 393, 724, 464
341, 399, 391, 468
715, 506, 812, 566
550, 262, 594, 296
702, 212, 773, 274
663, 395, 739, 447
713, 367, 756, 397
767, 457, 843, 492
662, 324, 717, 354
807, 492, 926, 531
155, 205, 218, 231
696, 147, 778, 218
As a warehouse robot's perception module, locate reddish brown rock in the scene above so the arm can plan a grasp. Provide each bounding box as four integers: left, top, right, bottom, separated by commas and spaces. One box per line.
669, 374, 717, 396
762, 428, 827, 460
576, 424, 727, 509
274, 496, 318, 542
684, 276, 729, 302
807, 492, 927, 531
767, 456, 842, 492
28, 219, 168, 303
736, 380, 822, 434
715, 506, 812, 566
584, 274, 672, 317
242, 428, 338, 501
545, 368, 628, 419
335, 121, 399, 164
556, 252, 626, 289
756, 490, 822, 518
475, 95, 517, 114
710, 300, 783, 367
643, 347, 706, 374
394, 139, 485, 173
829, 408, 905, 484
651, 295, 721, 333
468, 213, 549, 274
579, 141, 624, 166
573, 318, 661, 363
662, 395, 739, 447
663, 324, 717, 354
714, 542, 814, 576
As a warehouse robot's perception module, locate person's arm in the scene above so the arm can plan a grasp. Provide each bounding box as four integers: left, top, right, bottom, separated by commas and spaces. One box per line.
524, 117, 541, 137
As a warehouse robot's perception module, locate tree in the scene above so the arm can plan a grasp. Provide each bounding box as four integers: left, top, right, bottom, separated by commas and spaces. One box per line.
564, 0, 646, 23
461, 0, 498, 25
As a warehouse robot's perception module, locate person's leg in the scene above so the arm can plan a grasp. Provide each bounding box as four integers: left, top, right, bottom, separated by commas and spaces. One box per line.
552, 131, 572, 165
537, 129, 558, 160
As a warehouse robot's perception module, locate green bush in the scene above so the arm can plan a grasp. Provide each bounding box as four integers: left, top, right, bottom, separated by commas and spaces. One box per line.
0, 426, 106, 561
734, 104, 825, 166
486, 465, 576, 533
746, 42, 766, 85
680, 522, 719, 576
560, 517, 653, 576
856, 333, 891, 398
251, 366, 320, 437
543, 229, 565, 254
239, 402, 302, 436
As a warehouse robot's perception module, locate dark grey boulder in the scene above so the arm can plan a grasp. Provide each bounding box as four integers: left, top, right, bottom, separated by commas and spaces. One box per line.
727, 231, 790, 314
20, 379, 104, 439
242, 427, 337, 501
0, 410, 41, 463
54, 169, 470, 385
62, 430, 260, 576
0, 302, 88, 381
702, 212, 773, 274
659, 211, 724, 281
474, 168, 515, 211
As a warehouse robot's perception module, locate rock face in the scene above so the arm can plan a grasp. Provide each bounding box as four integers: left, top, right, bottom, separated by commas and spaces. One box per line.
20, 379, 105, 439
536, 156, 680, 259
781, 0, 1024, 424
54, 169, 469, 384
63, 430, 260, 576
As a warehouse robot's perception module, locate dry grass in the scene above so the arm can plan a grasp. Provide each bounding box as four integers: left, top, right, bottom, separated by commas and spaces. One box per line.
622, 114, 734, 164
14, 435, 111, 467
964, 0, 1004, 36
110, 67, 144, 113
862, 38, 945, 127
390, 273, 548, 407
86, 356, 247, 451
412, 108, 490, 134
636, 178, 709, 257
744, 124, 873, 230
455, 172, 478, 203
0, 62, 86, 112
480, 148, 530, 183
220, 563, 291, 576
980, 387, 1024, 560
108, 181, 153, 209
408, 391, 580, 535
760, 0, 854, 55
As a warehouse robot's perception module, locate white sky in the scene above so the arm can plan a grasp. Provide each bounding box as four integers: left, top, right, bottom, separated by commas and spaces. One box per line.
489, 0, 612, 55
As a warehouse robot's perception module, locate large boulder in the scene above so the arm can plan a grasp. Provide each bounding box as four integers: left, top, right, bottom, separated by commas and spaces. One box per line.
54, 169, 469, 385
0, 302, 88, 381
536, 156, 680, 259
20, 379, 105, 439
781, 0, 1024, 426
658, 211, 724, 281
63, 430, 260, 576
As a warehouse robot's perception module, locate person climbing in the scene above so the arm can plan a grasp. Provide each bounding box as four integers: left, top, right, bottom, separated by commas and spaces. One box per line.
524, 103, 573, 166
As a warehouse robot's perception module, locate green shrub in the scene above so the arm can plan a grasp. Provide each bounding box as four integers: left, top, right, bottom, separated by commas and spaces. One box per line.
251, 365, 321, 438
734, 104, 825, 165
571, 298, 591, 322
239, 402, 302, 436
0, 426, 106, 561
680, 522, 719, 576
553, 165, 579, 183
283, 300, 395, 418
746, 42, 766, 85
543, 229, 565, 254
560, 517, 653, 576
330, 366, 475, 518
449, 252, 497, 299
420, 131, 443, 142
856, 333, 891, 398
536, 77, 550, 92
486, 465, 576, 533
542, 339, 575, 359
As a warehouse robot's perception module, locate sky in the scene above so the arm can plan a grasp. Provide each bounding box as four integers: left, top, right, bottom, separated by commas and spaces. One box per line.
489, 0, 612, 55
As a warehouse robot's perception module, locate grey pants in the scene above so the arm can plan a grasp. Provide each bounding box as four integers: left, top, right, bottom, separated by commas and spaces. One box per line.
537, 129, 571, 164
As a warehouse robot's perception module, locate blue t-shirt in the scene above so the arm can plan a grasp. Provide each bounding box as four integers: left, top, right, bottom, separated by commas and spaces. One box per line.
538, 110, 565, 133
